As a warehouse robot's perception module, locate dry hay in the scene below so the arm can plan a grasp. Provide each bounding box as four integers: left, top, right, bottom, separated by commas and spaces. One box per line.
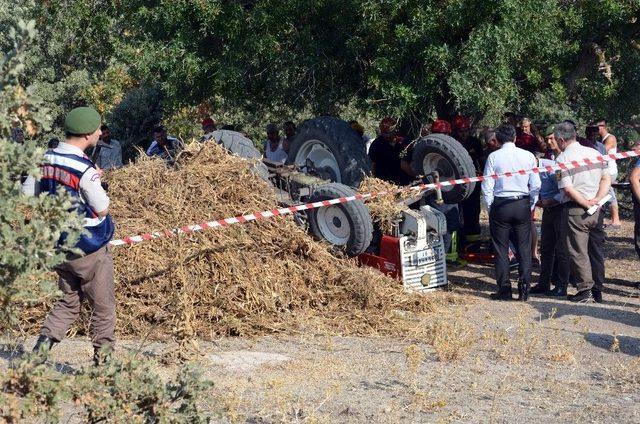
20, 143, 460, 341
357, 177, 413, 234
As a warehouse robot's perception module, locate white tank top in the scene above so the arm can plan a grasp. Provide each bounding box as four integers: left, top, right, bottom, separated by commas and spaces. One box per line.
603, 134, 618, 180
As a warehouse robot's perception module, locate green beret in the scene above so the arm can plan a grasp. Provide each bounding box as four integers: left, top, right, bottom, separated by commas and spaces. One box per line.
543, 125, 555, 136
64, 107, 101, 135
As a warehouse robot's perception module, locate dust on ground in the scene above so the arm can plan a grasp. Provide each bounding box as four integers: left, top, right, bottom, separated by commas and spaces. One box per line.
2, 221, 639, 423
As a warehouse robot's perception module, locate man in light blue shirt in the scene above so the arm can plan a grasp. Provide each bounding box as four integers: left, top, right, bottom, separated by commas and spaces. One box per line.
481, 124, 541, 301
530, 126, 569, 297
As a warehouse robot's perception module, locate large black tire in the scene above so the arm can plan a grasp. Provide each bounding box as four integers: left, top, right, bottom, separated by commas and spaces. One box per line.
410, 133, 477, 204
204, 130, 270, 182
286, 117, 371, 188
306, 183, 373, 256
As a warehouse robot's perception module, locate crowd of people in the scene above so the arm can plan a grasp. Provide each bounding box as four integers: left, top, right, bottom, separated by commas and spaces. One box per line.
11, 105, 640, 364
365, 114, 640, 303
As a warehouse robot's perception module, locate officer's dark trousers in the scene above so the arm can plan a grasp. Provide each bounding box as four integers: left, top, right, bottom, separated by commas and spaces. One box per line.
490, 197, 532, 289
539, 205, 570, 289
461, 184, 482, 236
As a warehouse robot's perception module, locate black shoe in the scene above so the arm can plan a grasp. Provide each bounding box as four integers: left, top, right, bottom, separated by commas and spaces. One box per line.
517, 281, 530, 302
568, 290, 594, 303
490, 287, 513, 301
32, 335, 57, 364
32, 335, 56, 353
591, 288, 603, 303
530, 284, 550, 295
546, 285, 567, 297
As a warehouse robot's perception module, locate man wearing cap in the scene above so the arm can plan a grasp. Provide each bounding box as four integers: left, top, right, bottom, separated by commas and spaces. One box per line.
530, 126, 570, 296
555, 121, 611, 303
202, 117, 216, 135
26, 107, 116, 364
452, 115, 483, 239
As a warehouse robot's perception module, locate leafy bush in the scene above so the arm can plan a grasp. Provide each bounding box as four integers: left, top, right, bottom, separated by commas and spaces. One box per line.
0, 19, 213, 424
107, 85, 164, 163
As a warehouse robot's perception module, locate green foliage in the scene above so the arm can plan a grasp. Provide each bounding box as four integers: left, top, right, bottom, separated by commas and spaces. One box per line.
114, 0, 640, 128
0, 352, 67, 422
0, 352, 213, 423
73, 356, 212, 423
107, 85, 164, 162
0, 18, 83, 329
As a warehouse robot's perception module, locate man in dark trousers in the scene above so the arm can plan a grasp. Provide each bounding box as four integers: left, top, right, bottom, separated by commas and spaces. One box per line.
555, 122, 611, 303
530, 126, 570, 296
25, 107, 116, 364
452, 115, 483, 240
481, 124, 541, 301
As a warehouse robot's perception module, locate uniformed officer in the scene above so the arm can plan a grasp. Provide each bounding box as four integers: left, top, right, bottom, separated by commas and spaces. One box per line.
29, 107, 116, 364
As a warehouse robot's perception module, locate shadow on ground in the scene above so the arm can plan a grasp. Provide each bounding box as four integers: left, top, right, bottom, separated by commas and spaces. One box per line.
530, 300, 640, 329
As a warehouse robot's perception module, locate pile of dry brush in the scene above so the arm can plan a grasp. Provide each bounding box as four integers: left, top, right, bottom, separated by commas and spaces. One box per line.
21, 143, 459, 342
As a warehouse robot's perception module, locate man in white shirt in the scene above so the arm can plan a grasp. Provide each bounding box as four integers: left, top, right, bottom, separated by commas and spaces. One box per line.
481, 124, 541, 301
555, 122, 611, 303
263, 123, 287, 164
596, 119, 620, 228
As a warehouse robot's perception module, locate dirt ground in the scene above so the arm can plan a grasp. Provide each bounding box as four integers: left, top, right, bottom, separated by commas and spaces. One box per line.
2, 220, 639, 423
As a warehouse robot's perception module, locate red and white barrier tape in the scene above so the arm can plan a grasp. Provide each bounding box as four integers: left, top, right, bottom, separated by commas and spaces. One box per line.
109, 150, 639, 247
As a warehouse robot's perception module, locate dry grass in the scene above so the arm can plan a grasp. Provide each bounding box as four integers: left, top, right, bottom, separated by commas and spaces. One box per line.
358, 177, 413, 234
19, 143, 461, 342
424, 317, 476, 362
601, 359, 640, 393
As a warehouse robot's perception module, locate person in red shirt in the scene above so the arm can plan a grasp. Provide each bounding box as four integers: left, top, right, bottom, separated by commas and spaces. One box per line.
515, 118, 540, 154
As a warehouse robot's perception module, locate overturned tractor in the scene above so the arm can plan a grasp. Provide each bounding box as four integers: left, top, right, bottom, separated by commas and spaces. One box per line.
205, 117, 476, 291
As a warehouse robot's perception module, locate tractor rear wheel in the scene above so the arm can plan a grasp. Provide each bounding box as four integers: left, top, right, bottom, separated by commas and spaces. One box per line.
204, 130, 270, 182
306, 183, 373, 256
410, 133, 477, 204
286, 117, 371, 188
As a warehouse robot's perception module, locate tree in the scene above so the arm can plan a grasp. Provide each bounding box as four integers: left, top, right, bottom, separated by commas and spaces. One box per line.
0, 18, 83, 329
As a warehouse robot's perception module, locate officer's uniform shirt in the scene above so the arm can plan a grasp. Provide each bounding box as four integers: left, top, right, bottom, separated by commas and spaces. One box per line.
23, 142, 109, 213
556, 141, 609, 202
481, 142, 541, 210
538, 158, 563, 203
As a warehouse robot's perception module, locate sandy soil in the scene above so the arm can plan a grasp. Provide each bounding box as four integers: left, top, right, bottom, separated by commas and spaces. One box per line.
2, 221, 639, 423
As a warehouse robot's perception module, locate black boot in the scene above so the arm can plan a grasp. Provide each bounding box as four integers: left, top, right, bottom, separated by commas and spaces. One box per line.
591, 288, 603, 303
546, 284, 567, 297
530, 283, 550, 295
32, 335, 57, 364
490, 286, 513, 301
32, 335, 56, 353
517, 280, 530, 302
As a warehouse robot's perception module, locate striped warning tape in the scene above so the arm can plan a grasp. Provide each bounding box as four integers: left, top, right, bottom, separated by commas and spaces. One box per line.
109, 149, 639, 247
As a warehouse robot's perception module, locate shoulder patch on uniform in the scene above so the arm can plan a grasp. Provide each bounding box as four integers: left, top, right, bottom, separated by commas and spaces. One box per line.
90, 173, 101, 182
